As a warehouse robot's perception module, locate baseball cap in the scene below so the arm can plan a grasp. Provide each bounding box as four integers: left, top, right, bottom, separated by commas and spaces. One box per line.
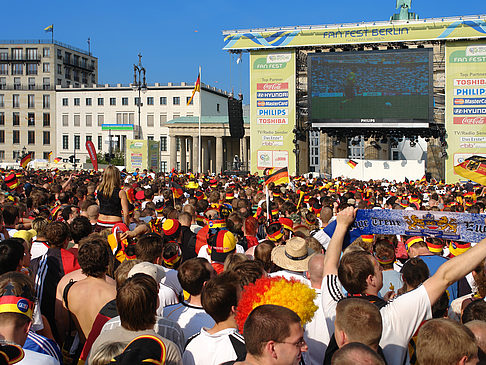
128, 262, 165, 283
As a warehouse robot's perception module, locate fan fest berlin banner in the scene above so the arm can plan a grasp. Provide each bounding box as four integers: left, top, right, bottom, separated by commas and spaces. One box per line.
351, 209, 486, 244
250, 50, 296, 175
445, 40, 486, 183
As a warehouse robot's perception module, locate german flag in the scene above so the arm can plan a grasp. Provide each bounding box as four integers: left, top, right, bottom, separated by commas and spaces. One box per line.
347, 159, 358, 169
264, 167, 289, 186
4, 173, 19, 190
54, 157, 61, 163
171, 182, 184, 199
20, 153, 32, 169
187, 73, 200, 106
454, 156, 486, 185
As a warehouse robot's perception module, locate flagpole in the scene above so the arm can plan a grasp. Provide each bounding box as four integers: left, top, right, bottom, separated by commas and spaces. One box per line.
198, 65, 202, 174
51, 25, 54, 43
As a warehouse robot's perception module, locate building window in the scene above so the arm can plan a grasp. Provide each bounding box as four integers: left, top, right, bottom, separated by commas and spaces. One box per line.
186, 96, 193, 105
86, 114, 92, 127
98, 135, 102, 150
43, 47, 50, 57
160, 136, 167, 151
28, 131, 35, 144
62, 98, 68, 106
147, 114, 154, 127
86, 135, 92, 143
161, 161, 167, 173
159, 114, 167, 126
13, 130, 19, 144
0, 151, 4, 160
0, 65, 7, 75
43, 151, 50, 160
173, 97, 180, 105
62, 135, 69, 150
110, 97, 116, 106
348, 136, 365, 160
0, 95, 3, 108
97, 114, 104, 126
43, 131, 50, 145
65, 67, 71, 79
116, 112, 134, 124
173, 113, 180, 119
13, 112, 19, 126
74, 114, 80, 126
57, 78, 62, 85
86, 98, 92, 106
26, 48, 37, 60
160, 97, 167, 105
74, 98, 80, 106
43, 95, 50, 109
28, 78, 35, 90
62, 114, 68, 127
134, 97, 140, 106
13, 78, 21, 90
12, 64, 23, 75
43, 78, 50, 90
0, 49, 7, 60
27, 113, 35, 126
12, 94, 19, 108
57, 49, 62, 59
43, 63, 50, 73
28, 95, 35, 108
217, 103, 220, 112
43, 113, 50, 126
148, 135, 154, 140
0, 112, 4, 125
147, 97, 154, 105
0, 131, 4, 143
74, 135, 80, 150
98, 98, 104, 106
122, 97, 128, 106
57, 64, 62, 74
27, 64, 37, 75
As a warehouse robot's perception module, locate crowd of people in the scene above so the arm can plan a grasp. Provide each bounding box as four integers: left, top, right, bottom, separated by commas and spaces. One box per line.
0, 165, 484, 365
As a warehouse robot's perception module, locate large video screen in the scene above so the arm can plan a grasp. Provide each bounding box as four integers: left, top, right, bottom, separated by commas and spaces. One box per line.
308, 48, 433, 125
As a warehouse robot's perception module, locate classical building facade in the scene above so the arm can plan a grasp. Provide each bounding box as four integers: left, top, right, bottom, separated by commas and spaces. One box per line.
55, 83, 249, 172
0, 40, 97, 162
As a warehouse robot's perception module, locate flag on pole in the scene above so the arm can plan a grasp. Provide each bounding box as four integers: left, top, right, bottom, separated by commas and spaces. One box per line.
347, 159, 358, 169
44, 24, 53, 32
454, 155, 486, 185
187, 74, 200, 105
54, 157, 61, 163
264, 167, 289, 186
171, 182, 184, 199
20, 153, 32, 169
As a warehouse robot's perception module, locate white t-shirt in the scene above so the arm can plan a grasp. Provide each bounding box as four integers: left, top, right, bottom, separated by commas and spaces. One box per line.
18, 349, 59, 365
156, 267, 184, 313
163, 301, 215, 340
197, 244, 245, 261
31, 240, 49, 260
183, 327, 245, 365
304, 289, 331, 365
321, 274, 432, 365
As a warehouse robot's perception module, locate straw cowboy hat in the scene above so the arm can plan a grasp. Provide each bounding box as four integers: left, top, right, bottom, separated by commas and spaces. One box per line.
271, 237, 315, 272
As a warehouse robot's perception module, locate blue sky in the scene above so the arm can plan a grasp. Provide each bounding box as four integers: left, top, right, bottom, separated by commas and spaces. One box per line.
1, 0, 484, 99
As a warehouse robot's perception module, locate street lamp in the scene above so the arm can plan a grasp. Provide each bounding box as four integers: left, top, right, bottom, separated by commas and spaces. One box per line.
133, 53, 147, 139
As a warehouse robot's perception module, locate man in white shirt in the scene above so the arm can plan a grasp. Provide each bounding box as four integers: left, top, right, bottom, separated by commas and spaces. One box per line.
322, 207, 486, 365
183, 271, 245, 365
164, 258, 216, 340
303, 254, 329, 365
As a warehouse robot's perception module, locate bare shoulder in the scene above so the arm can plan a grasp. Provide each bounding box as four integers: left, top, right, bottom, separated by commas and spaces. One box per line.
56, 269, 86, 298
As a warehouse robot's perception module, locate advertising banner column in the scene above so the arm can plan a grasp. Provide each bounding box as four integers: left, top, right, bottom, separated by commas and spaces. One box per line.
445, 41, 486, 183
250, 50, 296, 175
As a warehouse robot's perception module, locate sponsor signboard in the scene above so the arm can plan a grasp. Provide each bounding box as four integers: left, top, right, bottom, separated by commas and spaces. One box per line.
223, 17, 486, 50
251, 51, 295, 174
446, 41, 486, 183
126, 139, 160, 172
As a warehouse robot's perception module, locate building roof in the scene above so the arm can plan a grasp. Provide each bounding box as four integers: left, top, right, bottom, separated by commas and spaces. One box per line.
166, 116, 250, 125
0, 39, 95, 58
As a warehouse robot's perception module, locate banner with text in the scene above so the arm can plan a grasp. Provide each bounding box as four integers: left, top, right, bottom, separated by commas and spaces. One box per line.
445, 40, 486, 183
223, 18, 486, 50
352, 209, 486, 244
250, 50, 296, 175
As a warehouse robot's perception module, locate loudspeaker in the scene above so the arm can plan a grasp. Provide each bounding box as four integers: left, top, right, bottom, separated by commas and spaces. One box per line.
228, 98, 245, 139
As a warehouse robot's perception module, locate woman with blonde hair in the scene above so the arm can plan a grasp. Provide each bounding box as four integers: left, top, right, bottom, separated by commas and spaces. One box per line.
96, 166, 129, 231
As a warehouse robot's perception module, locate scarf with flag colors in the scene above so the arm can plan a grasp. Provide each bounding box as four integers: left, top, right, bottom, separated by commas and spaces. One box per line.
187, 74, 200, 105
264, 167, 289, 186
20, 153, 32, 169
347, 159, 358, 168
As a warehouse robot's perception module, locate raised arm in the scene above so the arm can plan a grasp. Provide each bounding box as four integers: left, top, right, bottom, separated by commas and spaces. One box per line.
424, 236, 486, 305
323, 206, 356, 276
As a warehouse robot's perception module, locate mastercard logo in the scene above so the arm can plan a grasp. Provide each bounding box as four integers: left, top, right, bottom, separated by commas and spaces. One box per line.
454, 99, 465, 105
